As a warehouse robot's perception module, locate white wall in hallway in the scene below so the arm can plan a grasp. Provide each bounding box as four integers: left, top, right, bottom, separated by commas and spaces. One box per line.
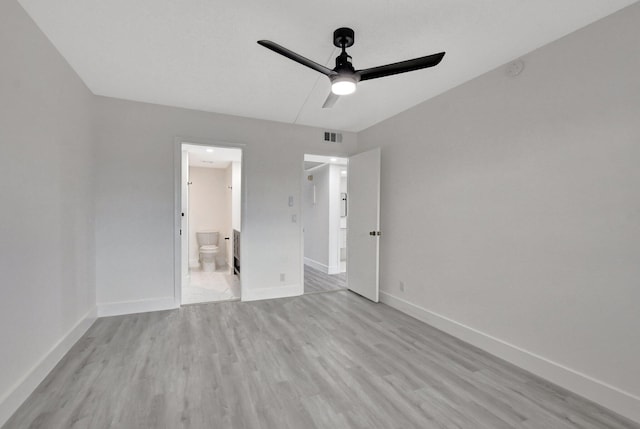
303, 163, 344, 274
358, 2, 640, 423
327, 164, 343, 274
303, 164, 331, 270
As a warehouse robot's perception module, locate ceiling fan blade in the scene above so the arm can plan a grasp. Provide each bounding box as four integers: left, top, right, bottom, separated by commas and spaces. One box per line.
257, 40, 336, 77
356, 52, 445, 82
322, 91, 340, 109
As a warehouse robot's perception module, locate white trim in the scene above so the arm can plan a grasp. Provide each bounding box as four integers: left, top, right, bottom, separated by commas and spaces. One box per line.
379, 291, 640, 424
327, 264, 341, 275
0, 307, 97, 427
242, 284, 302, 302
97, 297, 177, 317
304, 257, 329, 273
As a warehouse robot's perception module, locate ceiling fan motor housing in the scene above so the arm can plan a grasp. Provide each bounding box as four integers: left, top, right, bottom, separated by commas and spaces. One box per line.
333, 27, 355, 48
333, 27, 357, 79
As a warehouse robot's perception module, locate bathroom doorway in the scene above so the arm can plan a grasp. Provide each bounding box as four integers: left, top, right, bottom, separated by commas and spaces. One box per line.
302, 154, 348, 294
179, 143, 242, 304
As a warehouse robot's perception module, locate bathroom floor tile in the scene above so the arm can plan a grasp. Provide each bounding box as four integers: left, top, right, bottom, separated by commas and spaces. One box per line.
182, 267, 240, 304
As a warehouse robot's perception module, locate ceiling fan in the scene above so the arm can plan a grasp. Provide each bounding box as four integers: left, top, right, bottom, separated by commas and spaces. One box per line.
258, 27, 445, 108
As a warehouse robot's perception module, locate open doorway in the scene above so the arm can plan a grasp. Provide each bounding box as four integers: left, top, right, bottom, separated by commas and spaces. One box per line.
180, 143, 242, 304
302, 154, 348, 294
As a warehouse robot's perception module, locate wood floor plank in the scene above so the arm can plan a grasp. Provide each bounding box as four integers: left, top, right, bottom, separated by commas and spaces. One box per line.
304, 265, 346, 294
3, 291, 638, 429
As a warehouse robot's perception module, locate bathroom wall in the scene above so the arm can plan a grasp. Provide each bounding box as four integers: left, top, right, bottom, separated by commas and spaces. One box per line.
358, 2, 640, 422
224, 163, 234, 266
188, 166, 231, 268
0, 0, 96, 424
231, 161, 241, 232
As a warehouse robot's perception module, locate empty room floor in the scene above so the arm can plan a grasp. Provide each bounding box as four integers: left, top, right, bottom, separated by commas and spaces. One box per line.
182, 266, 240, 304
4, 292, 638, 429
304, 264, 347, 294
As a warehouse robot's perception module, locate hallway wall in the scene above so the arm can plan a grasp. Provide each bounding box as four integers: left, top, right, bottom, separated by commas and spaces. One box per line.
303, 164, 331, 270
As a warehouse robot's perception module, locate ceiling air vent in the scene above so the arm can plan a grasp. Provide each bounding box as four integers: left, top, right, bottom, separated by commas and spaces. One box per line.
323, 131, 343, 143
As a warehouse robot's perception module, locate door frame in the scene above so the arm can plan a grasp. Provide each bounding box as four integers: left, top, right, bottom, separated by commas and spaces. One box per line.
173, 136, 247, 306
300, 153, 349, 293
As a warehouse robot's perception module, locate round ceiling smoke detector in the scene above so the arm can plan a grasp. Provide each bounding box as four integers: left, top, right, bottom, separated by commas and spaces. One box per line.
506, 59, 525, 77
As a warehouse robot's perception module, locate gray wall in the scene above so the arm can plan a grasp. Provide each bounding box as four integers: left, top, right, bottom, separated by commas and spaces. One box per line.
0, 0, 96, 422
94, 96, 357, 306
359, 3, 640, 421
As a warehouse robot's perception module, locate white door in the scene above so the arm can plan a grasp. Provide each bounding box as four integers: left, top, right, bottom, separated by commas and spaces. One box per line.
347, 148, 381, 302
181, 150, 189, 287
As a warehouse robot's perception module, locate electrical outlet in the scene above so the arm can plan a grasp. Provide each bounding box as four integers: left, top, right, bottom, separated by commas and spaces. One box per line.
280, 273, 286, 282
288, 196, 294, 207
399, 281, 405, 292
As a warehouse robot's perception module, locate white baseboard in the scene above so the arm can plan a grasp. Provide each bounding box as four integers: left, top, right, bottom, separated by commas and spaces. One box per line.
97, 297, 177, 317
0, 307, 97, 427
379, 291, 640, 424
304, 257, 328, 273
242, 284, 302, 302
327, 264, 341, 275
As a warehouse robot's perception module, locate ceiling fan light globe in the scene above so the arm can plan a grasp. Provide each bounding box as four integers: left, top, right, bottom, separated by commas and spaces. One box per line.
331, 77, 357, 95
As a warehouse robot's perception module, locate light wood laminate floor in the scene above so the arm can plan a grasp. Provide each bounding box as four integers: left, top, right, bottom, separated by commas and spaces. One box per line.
4, 291, 638, 429
304, 264, 346, 294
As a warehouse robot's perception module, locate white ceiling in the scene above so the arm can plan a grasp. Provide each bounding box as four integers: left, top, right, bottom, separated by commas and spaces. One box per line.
304, 154, 348, 171
305, 154, 348, 166
184, 143, 241, 169
18, 0, 637, 132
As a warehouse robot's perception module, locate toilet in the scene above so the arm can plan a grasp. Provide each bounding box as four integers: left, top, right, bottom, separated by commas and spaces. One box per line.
196, 231, 220, 272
